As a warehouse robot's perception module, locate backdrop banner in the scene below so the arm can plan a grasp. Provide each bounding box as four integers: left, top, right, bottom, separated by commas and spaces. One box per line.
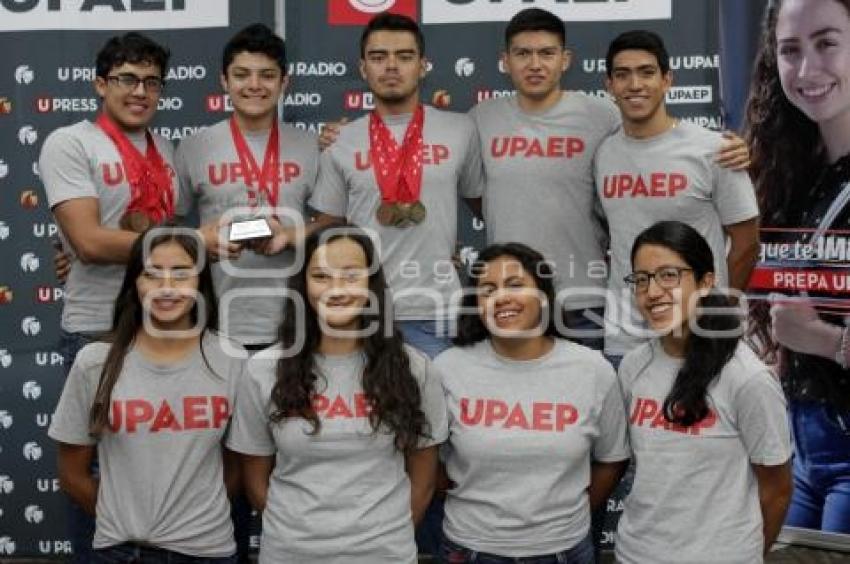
0, 0, 722, 556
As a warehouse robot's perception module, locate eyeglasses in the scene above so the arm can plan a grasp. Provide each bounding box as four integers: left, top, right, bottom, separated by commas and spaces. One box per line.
106, 73, 164, 93
624, 267, 693, 292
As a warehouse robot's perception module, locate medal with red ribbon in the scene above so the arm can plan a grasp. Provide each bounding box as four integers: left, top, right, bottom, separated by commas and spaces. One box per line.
96, 113, 174, 232
229, 116, 281, 209
369, 105, 427, 227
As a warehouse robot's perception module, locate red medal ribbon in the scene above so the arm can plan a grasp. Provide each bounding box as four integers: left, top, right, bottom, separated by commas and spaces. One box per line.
369, 104, 424, 204
229, 116, 281, 209
96, 113, 174, 223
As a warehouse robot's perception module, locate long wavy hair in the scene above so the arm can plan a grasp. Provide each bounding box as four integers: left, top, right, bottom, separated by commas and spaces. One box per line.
454, 242, 559, 346
744, 0, 850, 355
269, 222, 430, 452
89, 226, 218, 436
631, 222, 743, 427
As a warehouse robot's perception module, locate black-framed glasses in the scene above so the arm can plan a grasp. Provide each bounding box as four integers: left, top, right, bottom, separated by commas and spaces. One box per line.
624, 267, 693, 292
106, 73, 164, 93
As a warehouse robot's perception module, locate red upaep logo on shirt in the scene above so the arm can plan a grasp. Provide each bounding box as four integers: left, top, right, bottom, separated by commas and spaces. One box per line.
328, 0, 418, 26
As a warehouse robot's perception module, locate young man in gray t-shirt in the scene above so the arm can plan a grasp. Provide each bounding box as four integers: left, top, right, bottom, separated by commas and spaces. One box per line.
310, 14, 483, 359
596, 31, 759, 361
175, 24, 319, 347
38, 33, 175, 562
469, 9, 750, 351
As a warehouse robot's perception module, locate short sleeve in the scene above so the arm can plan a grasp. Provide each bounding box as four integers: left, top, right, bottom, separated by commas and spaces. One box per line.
39, 128, 98, 209
734, 370, 792, 466
173, 140, 198, 218
457, 117, 484, 199
226, 361, 277, 456
47, 345, 100, 446
592, 361, 631, 462
713, 163, 759, 227
308, 146, 348, 217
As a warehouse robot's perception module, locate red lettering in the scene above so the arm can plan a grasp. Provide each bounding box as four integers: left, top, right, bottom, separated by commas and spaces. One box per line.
618, 174, 633, 198
208, 163, 227, 186
484, 399, 509, 426
532, 402, 553, 431
460, 398, 483, 426
603, 176, 617, 199
102, 163, 124, 186
509, 137, 528, 157
546, 137, 564, 157
629, 398, 642, 425
555, 403, 578, 431
282, 162, 301, 183
355, 151, 371, 171
565, 137, 584, 158
632, 175, 649, 197
650, 408, 670, 430
150, 400, 182, 432
526, 138, 544, 157
650, 172, 666, 197
125, 399, 154, 433
432, 144, 449, 165
326, 395, 354, 419
670, 173, 687, 196
211, 396, 230, 429
354, 393, 370, 418
637, 397, 658, 426
110, 400, 123, 432
183, 396, 209, 430
491, 137, 509, 158
504, 403, 530, 429
312, 394, 330, 414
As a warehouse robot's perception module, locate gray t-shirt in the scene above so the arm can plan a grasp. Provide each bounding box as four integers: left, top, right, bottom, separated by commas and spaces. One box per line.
616, 340, 791, 564
594, 121, 759, 355
40, 120, 178, 333
175, 119, 318, 344
309, 106, 484, 320
470, 93, 620, 310
47, 332, 244, 557
226, 344, 449, 564
434, 338, 629, 557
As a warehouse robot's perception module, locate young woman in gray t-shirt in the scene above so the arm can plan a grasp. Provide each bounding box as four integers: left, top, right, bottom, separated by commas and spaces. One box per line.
49, 227, 243, 562
434, 242, 630, 563
617, 221, 792, 564
227, 223, 448, 564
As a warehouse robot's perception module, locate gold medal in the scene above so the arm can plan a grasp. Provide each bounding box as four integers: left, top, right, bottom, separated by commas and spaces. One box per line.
119, 211, 152, 233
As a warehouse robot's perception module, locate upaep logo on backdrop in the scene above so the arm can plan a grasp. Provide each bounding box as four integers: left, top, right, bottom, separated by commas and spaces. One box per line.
328, 0, 417, 25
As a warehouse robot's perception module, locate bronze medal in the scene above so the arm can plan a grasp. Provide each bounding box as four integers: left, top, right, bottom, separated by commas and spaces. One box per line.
376, 202, 398, 226
395, 203, 413, 228
119, 211, 152, 233
408, 201, 427, 224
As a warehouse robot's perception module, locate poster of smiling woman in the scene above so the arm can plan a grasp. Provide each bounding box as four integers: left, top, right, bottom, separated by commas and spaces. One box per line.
745, 0, 850, 543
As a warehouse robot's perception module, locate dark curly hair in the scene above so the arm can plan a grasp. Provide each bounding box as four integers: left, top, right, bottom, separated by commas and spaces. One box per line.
743, 0, 850, 357
269, 222, 430, 452
454, 242, 559, 346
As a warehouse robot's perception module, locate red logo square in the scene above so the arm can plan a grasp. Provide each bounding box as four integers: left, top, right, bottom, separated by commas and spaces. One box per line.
328, 0, 418, 26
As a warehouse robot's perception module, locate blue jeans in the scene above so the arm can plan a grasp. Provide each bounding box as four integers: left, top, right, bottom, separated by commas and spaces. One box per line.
398, 320, 452, 556
439, 535, 595, 564
785, 401, 850, 533
561, 307, 605, 351
399, 319, 452, 359
93, 543, 237, 563
60, 328, 102, 563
